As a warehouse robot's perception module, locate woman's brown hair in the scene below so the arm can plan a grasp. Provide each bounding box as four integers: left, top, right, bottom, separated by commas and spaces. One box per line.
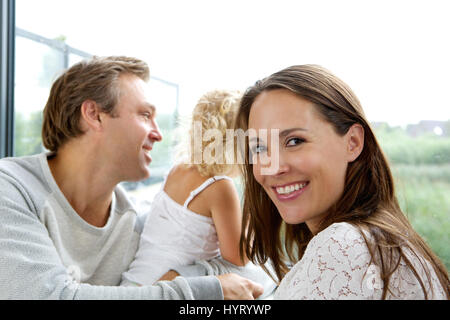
237, 64, 449, 299
42, 56, 149, 152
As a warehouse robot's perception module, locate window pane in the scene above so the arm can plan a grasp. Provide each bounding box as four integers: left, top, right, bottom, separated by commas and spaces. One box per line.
13, 28, 179, 201
13, 0, 449, 271
374, 122, 450, 270
69, 53, 85, 66
14, 36, 65, 157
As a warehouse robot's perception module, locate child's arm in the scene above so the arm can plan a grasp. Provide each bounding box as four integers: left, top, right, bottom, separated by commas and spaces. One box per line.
210, 179, 248, 266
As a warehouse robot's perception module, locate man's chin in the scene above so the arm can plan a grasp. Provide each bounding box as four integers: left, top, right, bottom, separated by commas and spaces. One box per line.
138, 169, 151, 181
127, 168, 151, 183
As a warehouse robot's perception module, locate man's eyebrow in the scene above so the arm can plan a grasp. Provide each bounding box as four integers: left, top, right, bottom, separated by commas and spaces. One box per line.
143, 103, 156, 114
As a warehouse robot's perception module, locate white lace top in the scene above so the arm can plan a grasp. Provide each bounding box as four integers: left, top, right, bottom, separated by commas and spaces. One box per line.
274, 222, 446, 300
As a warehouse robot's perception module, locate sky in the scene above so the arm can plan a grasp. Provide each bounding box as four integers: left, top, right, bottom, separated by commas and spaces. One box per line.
15, 0, 450, 127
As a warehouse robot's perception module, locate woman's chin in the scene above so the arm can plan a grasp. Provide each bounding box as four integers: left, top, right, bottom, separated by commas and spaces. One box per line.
278, 209, 307, 225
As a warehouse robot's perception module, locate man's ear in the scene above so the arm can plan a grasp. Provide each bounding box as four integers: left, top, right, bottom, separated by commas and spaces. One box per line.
346, 123, 364, 162
80, 100, 103, 132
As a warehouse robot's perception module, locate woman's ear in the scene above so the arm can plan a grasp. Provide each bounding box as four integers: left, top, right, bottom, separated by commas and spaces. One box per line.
80, 100, 103, 132
346, 123, 364, 162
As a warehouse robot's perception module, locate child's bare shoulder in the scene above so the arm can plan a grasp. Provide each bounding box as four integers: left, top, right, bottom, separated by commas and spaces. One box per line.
167, 164, 203, 185
207, 177, 238, 204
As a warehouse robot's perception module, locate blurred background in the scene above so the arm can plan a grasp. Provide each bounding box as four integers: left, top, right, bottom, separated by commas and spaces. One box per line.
4, 0, 449, 269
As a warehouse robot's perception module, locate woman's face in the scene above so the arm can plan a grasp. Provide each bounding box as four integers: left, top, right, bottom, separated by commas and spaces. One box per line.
248, 89, 359, 234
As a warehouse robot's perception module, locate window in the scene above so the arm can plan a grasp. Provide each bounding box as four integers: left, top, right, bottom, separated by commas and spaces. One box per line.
2, 0, 449, 271
9, 13, 179, 200
0, 0, 14, 158
14, 28, 88, 157
373, 122, 450, 270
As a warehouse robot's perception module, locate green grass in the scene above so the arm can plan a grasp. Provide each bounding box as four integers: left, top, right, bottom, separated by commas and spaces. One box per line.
375, 125, 450, 272
392, 164, 450, 271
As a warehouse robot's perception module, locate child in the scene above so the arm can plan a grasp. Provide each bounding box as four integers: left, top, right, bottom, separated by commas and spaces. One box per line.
121, 90, 247, 286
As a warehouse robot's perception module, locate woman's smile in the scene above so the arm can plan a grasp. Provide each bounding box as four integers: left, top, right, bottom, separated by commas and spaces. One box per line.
272, 181, 309, 201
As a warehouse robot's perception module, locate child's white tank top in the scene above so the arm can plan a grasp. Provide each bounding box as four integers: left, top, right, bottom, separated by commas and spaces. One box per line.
121, 174, 232, 286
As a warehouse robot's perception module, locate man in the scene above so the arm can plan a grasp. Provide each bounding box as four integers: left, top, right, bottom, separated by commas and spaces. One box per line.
0, 56, 270, 299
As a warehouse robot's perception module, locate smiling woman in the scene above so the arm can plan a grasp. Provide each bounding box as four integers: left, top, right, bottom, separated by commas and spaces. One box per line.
236, 64, 450, 300
2, 0, 449, 302
248, 90, 362, 232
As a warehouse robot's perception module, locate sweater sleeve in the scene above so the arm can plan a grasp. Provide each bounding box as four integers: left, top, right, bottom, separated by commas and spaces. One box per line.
0, 173, 222, 300
172, 257, 278, 299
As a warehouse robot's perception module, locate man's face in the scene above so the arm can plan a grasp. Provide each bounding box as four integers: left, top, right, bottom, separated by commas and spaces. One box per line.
101, 74, 162, 182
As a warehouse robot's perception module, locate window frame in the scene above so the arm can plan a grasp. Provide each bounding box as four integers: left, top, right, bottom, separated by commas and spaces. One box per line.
0, 0, 15, 158
0, 0, 179, 162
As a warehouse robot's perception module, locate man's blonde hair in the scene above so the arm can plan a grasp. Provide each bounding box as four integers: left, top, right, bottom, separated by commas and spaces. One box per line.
42, 56, 149, 152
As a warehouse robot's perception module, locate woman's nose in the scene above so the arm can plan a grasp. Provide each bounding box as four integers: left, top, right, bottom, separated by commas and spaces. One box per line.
273, 156, 289, 177
258, 150, 289, 176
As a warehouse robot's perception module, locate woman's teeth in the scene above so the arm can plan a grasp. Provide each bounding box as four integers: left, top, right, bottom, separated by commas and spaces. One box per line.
276, 183, 307, 195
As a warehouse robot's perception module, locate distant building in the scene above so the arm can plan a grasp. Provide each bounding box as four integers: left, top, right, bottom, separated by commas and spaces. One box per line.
406, 120, 449, 138
370, 121, 389, 129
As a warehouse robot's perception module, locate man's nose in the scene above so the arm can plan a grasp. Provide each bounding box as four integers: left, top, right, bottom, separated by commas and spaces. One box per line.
149, 119, 163, 142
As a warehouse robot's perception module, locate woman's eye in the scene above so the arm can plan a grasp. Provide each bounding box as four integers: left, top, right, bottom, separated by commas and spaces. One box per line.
286, 137, 304, 147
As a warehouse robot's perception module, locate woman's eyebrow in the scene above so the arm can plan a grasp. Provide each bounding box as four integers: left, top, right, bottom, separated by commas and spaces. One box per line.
279, 127, 308, 138
249, 127, 307, 144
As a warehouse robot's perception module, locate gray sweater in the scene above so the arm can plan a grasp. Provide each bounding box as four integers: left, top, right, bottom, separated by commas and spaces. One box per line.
0, 153, 277, 300
0, 153, 224, 299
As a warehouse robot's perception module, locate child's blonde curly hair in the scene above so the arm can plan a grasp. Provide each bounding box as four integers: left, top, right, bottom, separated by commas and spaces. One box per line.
187, 89, 242, 177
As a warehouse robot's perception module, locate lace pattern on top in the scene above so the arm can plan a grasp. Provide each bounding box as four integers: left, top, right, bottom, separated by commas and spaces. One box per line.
274, 222, 446, 300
